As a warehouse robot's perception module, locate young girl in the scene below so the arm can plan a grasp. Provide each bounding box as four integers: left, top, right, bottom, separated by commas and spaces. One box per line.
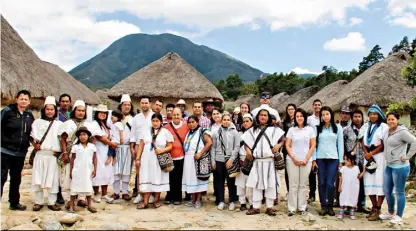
337, 152, 364, 220
69, 127, 98, 213
107, 110, 124, 165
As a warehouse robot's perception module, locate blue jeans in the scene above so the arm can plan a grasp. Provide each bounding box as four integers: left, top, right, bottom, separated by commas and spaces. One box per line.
317, 159, 339, 207
383, 165, 410, 217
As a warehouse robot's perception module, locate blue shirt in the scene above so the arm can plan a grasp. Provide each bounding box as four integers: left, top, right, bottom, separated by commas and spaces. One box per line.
313, 124, 344, 162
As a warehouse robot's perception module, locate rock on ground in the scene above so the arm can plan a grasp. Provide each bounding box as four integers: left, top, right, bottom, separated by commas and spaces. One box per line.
9, 223, 42, 230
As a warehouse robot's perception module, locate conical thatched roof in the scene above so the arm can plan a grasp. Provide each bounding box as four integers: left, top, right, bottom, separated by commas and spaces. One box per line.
300, 80, 349, 112
233, 94, 260, 109
325, 52, 416, 111
276, 86, 319, 114
1, 16, 99, 108
95, 89, 119, 111
107, 52, 224, 102
270, 92, 290, 110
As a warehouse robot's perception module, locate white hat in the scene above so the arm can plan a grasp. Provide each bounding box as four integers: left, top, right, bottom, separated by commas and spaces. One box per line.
176, 99, 186, 105
243, 113, 253, 120
120, 94, 131, 104
44, 96, 56, 106
233, 107, 240, 113
94, 104, 108, 112
72, 100, 86, 111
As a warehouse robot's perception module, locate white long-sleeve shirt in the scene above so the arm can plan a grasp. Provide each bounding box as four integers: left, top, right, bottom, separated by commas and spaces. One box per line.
130, 111, 154, 144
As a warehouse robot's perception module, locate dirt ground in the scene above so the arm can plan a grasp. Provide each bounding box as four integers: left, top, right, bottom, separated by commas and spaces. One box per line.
1, 167, 416, 230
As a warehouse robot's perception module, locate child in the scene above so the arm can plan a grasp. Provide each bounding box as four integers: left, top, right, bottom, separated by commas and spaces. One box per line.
69, 127, 98, 213
106, 110, 124, 165
337, 151, 365, 220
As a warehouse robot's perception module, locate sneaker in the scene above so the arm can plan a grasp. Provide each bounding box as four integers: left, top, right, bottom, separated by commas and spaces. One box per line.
195, 201, 202, 209
133, 194, 142, 204
349, 214, 357, 220
185, 201, 195, 207
217, 202, 225, 210
102, 195, 114, 204
229, 202, 235, 211
390, 215, 403, 225
337, 214, 344, 219
149, 195, 155, 204
379, 212, 394, 220
93, 196, 101, 203
288, 211, 295, 217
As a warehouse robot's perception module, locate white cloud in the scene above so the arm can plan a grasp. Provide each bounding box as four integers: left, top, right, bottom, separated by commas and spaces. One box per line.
387, 0, 416, 27
289, 67, 321, 75
349, 17, 363, 26
2, 0, 376, 70
391, 12, 416, 28
323, 32, 366, 52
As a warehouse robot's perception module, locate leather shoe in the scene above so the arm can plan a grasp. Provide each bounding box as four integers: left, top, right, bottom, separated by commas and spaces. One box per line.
10, 203, 27, 211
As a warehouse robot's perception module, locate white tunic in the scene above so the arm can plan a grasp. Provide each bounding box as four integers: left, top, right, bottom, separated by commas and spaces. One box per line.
92, 121, 114, 186
360, 122, 388, 195
114, 115, 134, 177
182, 128, 211, 193
130, 111, 154, 143
110, 121, 124, 144
235, 132, 249, 194
339, 166, 360, 207
139, 128, 173, 192
243, 126, 284, 201
70, 143, 96, 194
30, 119, 63, 193
58, 119, 103, 191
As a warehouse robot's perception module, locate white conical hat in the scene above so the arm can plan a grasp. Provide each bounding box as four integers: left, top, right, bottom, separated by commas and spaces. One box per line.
44, 96, 56, 106
120, 94, 131, 104
176, 99, 186, 105
72, 100, 86, 111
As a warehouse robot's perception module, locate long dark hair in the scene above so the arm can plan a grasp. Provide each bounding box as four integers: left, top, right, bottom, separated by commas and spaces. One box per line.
41, 105, 58, 120
284, 103, 296, 124
254, 109, 273, 131
210, 108, 221, 125
187, 115, 200, 133
240, 102, 251, 113
294, 108, 308, 128
94, 111, 109, 129
118, 102, 135, 116
352, 109, 364, 126
151, 113, 163, 129
70, 106, 87, 120
241, 117, 253, 133
316, 106, 338, 148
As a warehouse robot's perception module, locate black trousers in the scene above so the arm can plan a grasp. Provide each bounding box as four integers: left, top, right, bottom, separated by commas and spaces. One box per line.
1, 154, 25, 206
283, 152, 289, 192
214, 161, 238, 203
166, 159, 184, 202
309, 168, 317, 198
357, 163, 366, 207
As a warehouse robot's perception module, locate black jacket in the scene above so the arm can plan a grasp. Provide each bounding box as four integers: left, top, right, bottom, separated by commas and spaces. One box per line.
1, 104, 35, 156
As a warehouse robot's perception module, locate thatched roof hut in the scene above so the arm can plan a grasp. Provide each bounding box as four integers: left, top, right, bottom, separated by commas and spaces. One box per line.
270, 92, 290, 110
95, 89, 119, 111
325, 52, 415, 111
233, 94, 260, 110
1, 16, 99, 109
276, 86, 319, 114
107, 52, 223, 112
300, 80, 349, 112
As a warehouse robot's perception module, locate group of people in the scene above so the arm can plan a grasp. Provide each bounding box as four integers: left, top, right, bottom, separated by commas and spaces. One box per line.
1, 90, 415, 225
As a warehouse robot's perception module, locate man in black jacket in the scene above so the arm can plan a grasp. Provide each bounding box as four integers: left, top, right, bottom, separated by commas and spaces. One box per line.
1, 90, 35, 210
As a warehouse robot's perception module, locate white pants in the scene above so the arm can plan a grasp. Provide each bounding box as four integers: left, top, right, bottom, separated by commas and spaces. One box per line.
253, 198, 274, 209
238, 187, 253, 205
287, 161, 312, 212
34, 187, 57, 205
113, 175, 130, 194
252, 187, 276, 209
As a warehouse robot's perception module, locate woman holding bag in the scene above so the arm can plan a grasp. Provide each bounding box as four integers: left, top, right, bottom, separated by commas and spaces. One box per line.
136, 113, 173, 209
30, 96, 63, 211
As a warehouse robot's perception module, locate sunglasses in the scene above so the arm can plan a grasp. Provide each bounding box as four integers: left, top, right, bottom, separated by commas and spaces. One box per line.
261, 95, 270, 99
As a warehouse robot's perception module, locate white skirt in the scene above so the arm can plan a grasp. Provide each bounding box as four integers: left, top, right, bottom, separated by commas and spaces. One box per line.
364, 152, 386, 196
139, 146, 170, 192
113, 145, 132, 177
93, 141, 114, 186
31, 151, 60, 193
182, 154, 208, 193
235, 170, 249, 195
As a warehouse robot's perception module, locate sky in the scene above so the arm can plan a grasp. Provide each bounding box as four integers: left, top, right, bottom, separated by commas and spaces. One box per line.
2, 0, 416, 75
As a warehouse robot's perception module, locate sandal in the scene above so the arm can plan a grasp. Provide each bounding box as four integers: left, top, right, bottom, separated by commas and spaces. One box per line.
88, 206, 97, 213
137, 202, 148, 210
65, 202, 71, 210
266, 208, 277, 216
154, 201, 162, 208
246, 208, 260, 215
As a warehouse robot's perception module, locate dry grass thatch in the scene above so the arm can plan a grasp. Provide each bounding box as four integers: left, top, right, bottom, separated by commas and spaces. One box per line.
107, 52, 224, 102
300, 80, 349, 112
233, 94, 261, 109
270, 92, 290, 110
1, 16, 99, 108
325, 52, 416, 111
95, 89, 119, 111
276, 86, 320, 114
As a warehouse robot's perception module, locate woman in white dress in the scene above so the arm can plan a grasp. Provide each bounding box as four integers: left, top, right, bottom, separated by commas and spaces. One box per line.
59, 101, 117, 208
360, 104, 388, 221
235, 113, 254, 211
244, 109, 285, 216
182, 115, 213, 209
135, 113, 173, 209
91, 104, 118, 203
31, 96, 63, 211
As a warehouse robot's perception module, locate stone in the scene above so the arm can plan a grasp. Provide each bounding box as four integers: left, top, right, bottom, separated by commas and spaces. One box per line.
9, 223, 42, 230
57, 213, 84, 225
184, 223, 192, 228
301, 214, 317, 223
101, 223, 129, 230
39, 216, 63, 230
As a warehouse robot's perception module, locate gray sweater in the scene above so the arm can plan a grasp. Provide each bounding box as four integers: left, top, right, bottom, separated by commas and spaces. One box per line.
211, 126, 240, 165
384, 125, 416, 166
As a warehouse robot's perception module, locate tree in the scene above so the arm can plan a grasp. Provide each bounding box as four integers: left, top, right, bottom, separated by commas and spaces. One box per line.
214, 79, 227, 98
358, 45, 384, 74
401, 52, 416, 88
225, 74, 244, 100
411, 37, 416, 57
390, 36, 410, 55
238, 83, 259, 96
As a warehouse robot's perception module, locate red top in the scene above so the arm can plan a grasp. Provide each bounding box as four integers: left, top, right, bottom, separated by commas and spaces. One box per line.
164, 122, 189, 159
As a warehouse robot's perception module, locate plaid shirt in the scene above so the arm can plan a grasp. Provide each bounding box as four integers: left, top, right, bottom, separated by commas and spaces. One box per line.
343, 125, 365, 165
198, 115, 211, 129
